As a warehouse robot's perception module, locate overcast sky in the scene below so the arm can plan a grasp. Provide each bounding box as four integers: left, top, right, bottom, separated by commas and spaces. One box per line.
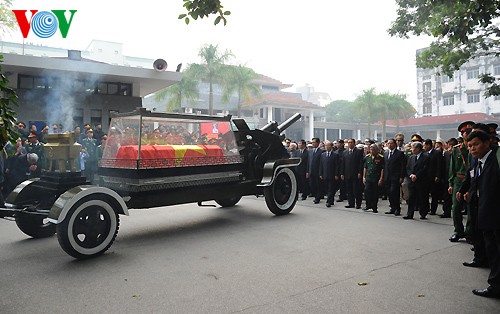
7, 0, 432, 105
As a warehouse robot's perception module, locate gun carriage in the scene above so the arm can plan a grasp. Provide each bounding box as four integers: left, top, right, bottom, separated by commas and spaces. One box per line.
0, 108, 301, 259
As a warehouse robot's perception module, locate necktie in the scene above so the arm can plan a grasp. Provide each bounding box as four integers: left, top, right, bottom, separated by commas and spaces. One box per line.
327, 152, 330, 157
478, 160, 482, 176
388, 151, 392, 159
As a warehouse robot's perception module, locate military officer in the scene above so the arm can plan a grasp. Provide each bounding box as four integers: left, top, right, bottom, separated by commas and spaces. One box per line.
25, 132, 45, 177
448, 121, 474, 242
82, 129, 98, 183
363, 144, 384, 213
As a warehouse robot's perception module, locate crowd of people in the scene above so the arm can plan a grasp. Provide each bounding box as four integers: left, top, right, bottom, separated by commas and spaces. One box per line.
285, 120, 500, 299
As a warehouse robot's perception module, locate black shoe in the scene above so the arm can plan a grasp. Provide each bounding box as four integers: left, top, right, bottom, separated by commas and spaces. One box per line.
326, 203, 331, 208
385, 211, 395, 214
420, 216, 427, 220
472, 287, 500, 298
301, 197, 307, 200
463, 260, 489, 268
345, 205, 354, 208
373, 209, 378, 213
394, 212, 401, 216
449, 234, 463, 242
336, 199, 344, 202
403, 216, 413, 220
362, 207, 370, 211
429, 212, 437, 215
355, 205, 361, 209
313, 200, 319, 204
439, 214, 451, 218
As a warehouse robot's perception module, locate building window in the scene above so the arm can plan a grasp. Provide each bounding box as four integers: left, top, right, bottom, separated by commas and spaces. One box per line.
18, 75, 34, 89
495, 65, 500, 76
422, 75, 431, 80
443, 96, 454, 106
259, 108, 265, 119
441, 75, 454, 83
467, 69, 479, 80
119, 83, 132, 96
423, 82, 431, 91
467, 93, 480, 103
423, 103, 432, 114
90, 109, 102, 127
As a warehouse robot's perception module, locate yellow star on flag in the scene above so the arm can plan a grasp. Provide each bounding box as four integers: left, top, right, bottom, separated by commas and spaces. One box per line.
171, 145, 207, 160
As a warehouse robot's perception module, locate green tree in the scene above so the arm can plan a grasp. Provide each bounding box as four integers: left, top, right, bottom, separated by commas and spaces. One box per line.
155, 66, 199, 113
0, 0, 17, 38
389, 0, 500, 96
354, 88, 378, 137
221, 65, 260, 117
325, 100, 368, 123
375, 92, 416, 140
179, 0, 230, 25
190, 44, 233, 115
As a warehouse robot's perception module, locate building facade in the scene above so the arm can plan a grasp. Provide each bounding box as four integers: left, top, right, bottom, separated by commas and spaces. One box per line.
416, 49, 500, 117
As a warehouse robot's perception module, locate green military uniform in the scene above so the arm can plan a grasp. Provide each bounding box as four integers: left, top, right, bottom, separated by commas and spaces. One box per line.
363, 153, 384, 212
26, 141, 45, 176
448, 143, 472, 238
82, 136, 98, 183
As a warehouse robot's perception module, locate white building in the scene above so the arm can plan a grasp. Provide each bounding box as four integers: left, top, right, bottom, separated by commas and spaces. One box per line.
416, 48, 500, 117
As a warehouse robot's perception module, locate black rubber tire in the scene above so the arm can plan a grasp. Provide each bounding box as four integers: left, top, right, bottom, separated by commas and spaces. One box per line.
15, 214, 56, 238
56, 195, 119, 259
215, 196, 242, 207
264, 167, 298, 215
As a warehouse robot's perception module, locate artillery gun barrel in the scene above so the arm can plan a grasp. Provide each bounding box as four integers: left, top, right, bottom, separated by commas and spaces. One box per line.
277, 113, 301, 134
260, 121, 279, 133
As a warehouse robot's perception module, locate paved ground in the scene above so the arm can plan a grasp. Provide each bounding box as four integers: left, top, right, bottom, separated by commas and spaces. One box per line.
1, 196, 499, 313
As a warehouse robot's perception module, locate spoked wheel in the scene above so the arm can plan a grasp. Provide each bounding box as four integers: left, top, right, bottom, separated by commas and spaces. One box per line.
264, 167, 298, 215
57, 195, 119, 259
15, 213, 56, 238
215, 196, 242, 207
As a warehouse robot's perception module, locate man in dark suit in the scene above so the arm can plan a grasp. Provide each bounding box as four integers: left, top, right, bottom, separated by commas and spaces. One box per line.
424, 139, 443, 215
297, 140, 309, 200
404, 141, 430, 219
308, 137, 323, 204
384, 138, 406, 216
341, 138, 364, 209
319, 141, 340, 207
335, 139, 347, 202
457, 131, 500, 298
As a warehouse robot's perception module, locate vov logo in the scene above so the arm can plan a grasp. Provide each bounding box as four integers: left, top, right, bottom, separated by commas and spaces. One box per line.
12, 10, 77, 39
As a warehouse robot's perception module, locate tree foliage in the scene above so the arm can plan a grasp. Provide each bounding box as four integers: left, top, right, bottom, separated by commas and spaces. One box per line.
0, 55, 19, 146
221, 65, 261, 117
190, 44, 233, 115
389, 0, 500, 96
325, 100, 368, 123
178, 0, 230, 25
155, 66, 199, 113
0, 0, 16, 38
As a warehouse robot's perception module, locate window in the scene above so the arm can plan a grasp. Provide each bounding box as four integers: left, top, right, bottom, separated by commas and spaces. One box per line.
467, 69, 479, 79
422, 75, 431, 80
441, 75, 454, 83
423, 103, 432, 114
90, 109, 102, 127
18, 75, 34, 89
422, 82, 431, 91
119, 83, 132, 96
259, 108, 265, 119
495, 65, 500, 76
467, 93, 480, 103
443, 96, 454, 106
495, 95, 500, 101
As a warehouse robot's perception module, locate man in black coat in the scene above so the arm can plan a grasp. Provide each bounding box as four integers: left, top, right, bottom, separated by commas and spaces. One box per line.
424, 139, 443, 215
308, 137, 323, 204
319, 141, 340, 207
404, 141, 430, 219
458, 131, 500, 299
341, 138, 364, 209
384, 138, 406, 216
297, 140, 309, 200
335, 139, 347, 202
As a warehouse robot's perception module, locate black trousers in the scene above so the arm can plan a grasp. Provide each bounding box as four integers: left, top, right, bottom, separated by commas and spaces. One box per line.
442, 185, 452, 216
470, 202, 487, 264
346, 176, 362, 207
430, 180, 442, 213
407, 184, 429, 218
364, 180, 379, 210
386, 179, 401, 214
310, 175, 320, 200
483, 229, 500, 288
323, 178, 335, 204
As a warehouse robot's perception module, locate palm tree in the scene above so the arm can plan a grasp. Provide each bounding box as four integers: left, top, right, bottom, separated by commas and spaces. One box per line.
388, 93, 416, 132
221, 65, 261, 117
190, 44, 233, 115
376, 92, 417, 139
354, 88, 378, 137
155, 67, 199, 113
